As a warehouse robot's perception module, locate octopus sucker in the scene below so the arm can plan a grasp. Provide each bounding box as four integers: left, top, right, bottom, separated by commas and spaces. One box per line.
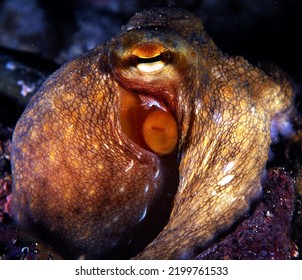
10, 7, 293, 259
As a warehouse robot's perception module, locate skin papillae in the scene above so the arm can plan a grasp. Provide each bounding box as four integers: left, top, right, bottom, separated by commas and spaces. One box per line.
11, 8, 293, 259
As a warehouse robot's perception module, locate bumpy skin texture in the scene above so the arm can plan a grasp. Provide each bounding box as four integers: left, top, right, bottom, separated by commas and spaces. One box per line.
11, 8, 293, 259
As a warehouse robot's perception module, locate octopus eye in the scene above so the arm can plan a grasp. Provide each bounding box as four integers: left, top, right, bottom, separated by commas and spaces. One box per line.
129, 43, 173, 73
120, 90, 178, 155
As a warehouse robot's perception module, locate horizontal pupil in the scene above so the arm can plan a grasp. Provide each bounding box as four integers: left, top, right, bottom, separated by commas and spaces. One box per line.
129, 51, 172, 67
137, 55, 162, 64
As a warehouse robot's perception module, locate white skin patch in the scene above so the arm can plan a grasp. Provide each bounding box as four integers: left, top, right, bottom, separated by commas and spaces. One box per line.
195, 102, 202, 115
154, 169, 160, 179
211, 190, 217, 196
223, 161, 235, 174
213, 111, 223, 124
125, 160, 134, 172
217, 174, 235, 186
139, 207, 147, 222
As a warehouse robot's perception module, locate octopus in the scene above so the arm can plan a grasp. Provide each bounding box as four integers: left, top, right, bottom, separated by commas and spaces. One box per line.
10, 7, 293, 259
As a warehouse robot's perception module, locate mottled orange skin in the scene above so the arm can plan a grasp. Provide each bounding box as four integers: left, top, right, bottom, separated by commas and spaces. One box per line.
11, 8, 293, 259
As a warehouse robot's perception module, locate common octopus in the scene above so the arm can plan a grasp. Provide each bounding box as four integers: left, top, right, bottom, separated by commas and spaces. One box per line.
11, 7, 293, 259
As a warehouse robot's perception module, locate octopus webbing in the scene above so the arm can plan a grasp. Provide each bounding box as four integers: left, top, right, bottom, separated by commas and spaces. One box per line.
10, 7, 293, 259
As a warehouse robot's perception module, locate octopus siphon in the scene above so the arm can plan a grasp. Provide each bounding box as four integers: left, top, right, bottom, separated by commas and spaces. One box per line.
11, 7, 293, 259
